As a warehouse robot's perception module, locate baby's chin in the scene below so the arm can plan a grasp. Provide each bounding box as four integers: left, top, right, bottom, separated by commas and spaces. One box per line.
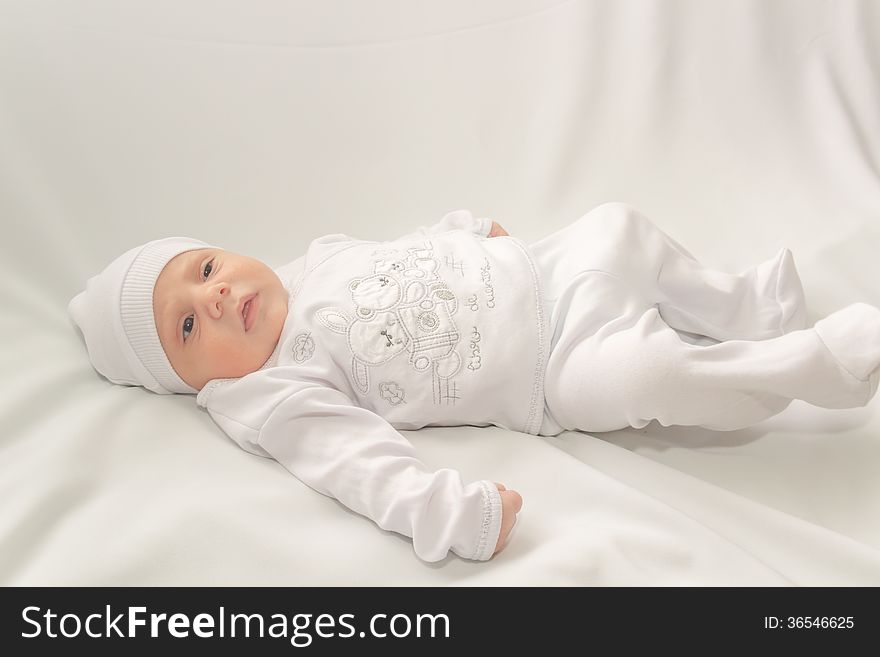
191, 362, 266, 390
187, 349, 274, 390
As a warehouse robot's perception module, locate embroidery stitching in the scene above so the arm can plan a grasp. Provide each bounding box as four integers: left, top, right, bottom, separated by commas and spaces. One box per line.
433, 375, 461, 406
480, 257, 496, 309
378, 381, 407, 406
443, 254, 467, 277
467, 326, 482, 371
292, 331, 315, 363
316, 240, 463, 397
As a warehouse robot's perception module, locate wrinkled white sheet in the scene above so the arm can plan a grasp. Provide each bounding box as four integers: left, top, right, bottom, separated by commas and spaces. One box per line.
1, 0, 879, 585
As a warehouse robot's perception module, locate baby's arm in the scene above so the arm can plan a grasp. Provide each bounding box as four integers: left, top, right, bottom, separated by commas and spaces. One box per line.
262, 385, 506, 561
401, 209, 509, 240
202, 370, 515, 562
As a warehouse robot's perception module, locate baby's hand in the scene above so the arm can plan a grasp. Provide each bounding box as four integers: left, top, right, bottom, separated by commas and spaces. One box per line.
488, 221, 509, 238
493, 482, 523, 555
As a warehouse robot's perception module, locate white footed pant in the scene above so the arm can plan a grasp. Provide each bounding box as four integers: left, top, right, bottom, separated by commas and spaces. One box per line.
531, 203, 880, 434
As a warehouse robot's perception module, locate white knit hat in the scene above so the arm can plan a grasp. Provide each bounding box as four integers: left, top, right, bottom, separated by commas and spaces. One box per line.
68, 237, 215, 394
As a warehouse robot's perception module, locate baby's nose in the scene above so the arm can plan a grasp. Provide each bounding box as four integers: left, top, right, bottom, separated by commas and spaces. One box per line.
204, 282, 229, 318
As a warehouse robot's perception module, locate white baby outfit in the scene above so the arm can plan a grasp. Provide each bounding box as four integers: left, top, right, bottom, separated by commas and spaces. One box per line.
195, 203, 880, 563
196, 210, 548, 563
534, 203, 880, 434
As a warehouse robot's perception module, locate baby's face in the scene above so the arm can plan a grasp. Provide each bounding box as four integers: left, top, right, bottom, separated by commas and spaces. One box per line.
153, 248, 289, 390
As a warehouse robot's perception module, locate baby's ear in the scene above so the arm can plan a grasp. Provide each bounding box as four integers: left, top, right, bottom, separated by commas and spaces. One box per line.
316, 307, 352, 334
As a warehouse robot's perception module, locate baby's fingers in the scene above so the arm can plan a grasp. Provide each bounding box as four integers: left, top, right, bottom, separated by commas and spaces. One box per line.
504, 489, 523, 514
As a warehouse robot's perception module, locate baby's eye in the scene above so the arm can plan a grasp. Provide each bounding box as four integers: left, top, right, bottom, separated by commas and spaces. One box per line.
202, 259, 214, 279
183, 315, 194, 341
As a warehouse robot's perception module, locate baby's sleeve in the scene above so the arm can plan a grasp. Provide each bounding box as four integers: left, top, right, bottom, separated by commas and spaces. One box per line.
201, 372, 503, 563
401, 209, 493, 240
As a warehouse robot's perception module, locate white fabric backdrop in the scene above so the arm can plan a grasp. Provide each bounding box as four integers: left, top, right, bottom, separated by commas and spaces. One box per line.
1, 0, 879, 585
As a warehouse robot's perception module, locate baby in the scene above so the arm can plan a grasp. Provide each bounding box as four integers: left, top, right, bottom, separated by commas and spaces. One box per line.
68, 203, 880, 562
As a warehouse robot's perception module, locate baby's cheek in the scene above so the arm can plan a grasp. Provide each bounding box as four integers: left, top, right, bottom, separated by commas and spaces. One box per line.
199, 334, 254, 380
233, 341, 268, 376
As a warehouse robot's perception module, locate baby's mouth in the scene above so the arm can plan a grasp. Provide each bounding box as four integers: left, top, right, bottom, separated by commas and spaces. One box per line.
240, 293, 259, 332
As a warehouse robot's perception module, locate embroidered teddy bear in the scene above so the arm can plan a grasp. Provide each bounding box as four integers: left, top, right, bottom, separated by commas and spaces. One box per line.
316, 242, 462, 394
